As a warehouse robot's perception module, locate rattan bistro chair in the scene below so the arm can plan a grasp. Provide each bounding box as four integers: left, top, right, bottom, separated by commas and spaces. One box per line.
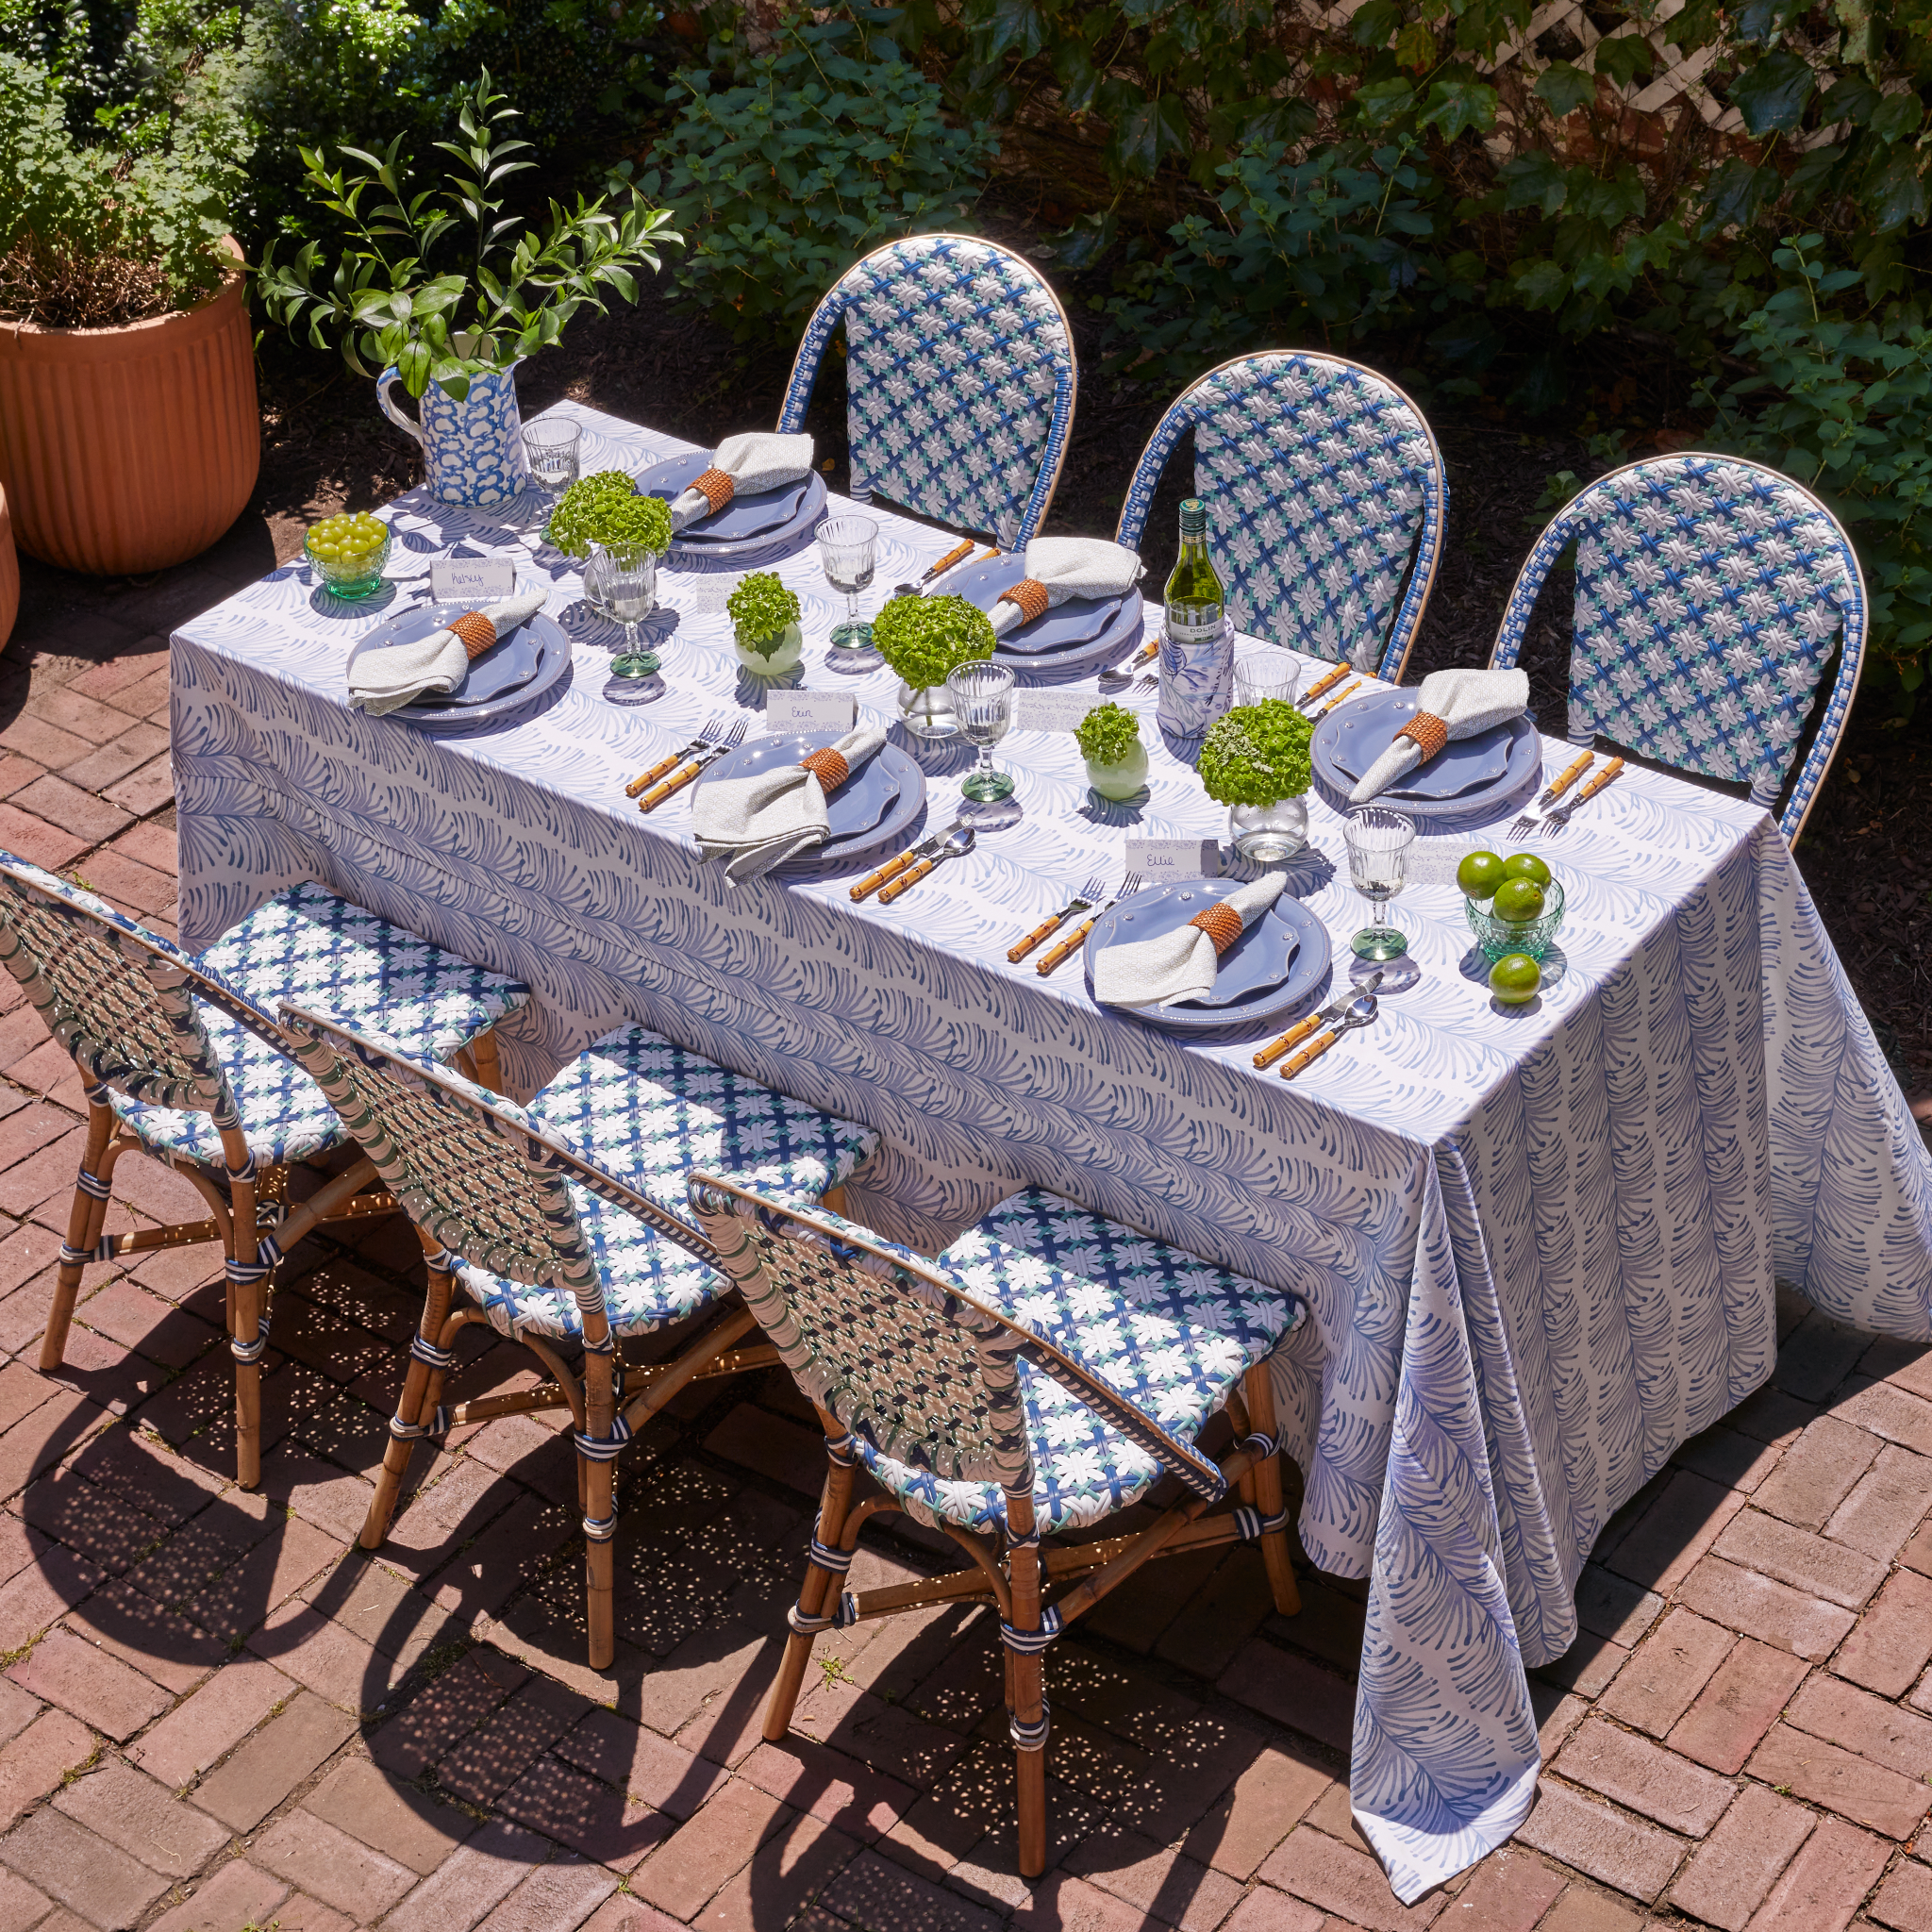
687, 1175, 1307, 1876
1116, 350, 1446, 682
276, 1005, 879, 1667
1490, 453, 1867, 841
776, 234, 1077, 547
0, 860, 526, 1487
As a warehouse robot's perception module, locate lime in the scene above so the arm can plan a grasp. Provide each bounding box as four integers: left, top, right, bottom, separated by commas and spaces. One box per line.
1457, 851, 1507, 900
1502, 852, 1552, 889
1491, 953, 1540, 1003
1492, 878, 1546, 923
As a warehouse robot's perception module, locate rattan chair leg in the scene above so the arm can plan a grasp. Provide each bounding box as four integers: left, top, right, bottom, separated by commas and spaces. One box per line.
765, 1412, 857, 1741
223, 1133, 265, 1490
470, 1026, 505, 1094
361, 1255, 457, 1550
1243, 1362, 1300, 1617
40, 1102, 116, 1371
1006, 1489, 1049, 1879
582, 1347, 617, 1670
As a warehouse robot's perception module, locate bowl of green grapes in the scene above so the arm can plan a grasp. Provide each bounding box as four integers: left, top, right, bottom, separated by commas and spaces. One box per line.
305, 512, 392, 599
1460, 849, 1566, 962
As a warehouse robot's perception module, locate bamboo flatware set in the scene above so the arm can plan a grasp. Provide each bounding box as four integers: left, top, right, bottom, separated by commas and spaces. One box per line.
626, 716, 747, 812
1508, 753, 1624, 838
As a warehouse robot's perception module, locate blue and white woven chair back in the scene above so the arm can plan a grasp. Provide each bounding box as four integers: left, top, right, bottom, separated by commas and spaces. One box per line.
776, 234, 1077, 547
687, 1174, 1226, 1504
1114, 352, 1446, 681
1490, 453, 1867, 841
0, 854, 238, 1119
276, 1004, 709, 1326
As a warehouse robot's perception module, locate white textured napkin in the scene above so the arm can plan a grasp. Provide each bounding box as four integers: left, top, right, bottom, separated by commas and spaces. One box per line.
991, 538, 1145, 636
693, 723, 889, 884
1347, 667, 1531, 804
1092, 874, 1286, 1009
671, 431, 816, 530
347, 584, 549, 715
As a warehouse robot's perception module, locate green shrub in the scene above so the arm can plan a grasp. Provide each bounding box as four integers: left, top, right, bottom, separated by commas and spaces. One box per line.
873, 593, 995, 690
648, 4, 996, 343
1075, 703, 1141, 766
726, 571, 801, 643
1197, 701, 1314, 807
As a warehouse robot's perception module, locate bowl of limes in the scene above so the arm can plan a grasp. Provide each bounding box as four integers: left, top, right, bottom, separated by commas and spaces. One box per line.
1458, 849, 1565, 962
305, 512, 392, 599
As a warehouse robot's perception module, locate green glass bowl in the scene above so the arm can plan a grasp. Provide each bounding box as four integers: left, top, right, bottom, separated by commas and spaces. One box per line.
306, 523, 392, 599
1466, 877, 1565, 962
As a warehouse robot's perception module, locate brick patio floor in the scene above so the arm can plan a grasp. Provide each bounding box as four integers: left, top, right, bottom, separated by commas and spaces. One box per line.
0, 545, 1929, 1932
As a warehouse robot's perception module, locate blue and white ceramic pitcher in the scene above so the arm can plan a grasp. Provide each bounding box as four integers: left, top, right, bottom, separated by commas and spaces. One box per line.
376, 361, 531, 507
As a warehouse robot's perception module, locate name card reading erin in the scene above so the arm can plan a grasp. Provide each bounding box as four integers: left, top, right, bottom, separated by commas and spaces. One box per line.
1011, 689, 1099, 734
765, 690, 857, 735
430, 558, 517, 604
1124, 837, 1221, 883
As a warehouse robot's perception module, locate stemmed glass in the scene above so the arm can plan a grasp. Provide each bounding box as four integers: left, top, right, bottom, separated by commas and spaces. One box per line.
1234, 648, 1301, 708
946, 660, 1020, 825
524, 420, 580, 495
819, 515, 879, 668
1344, 808, 1414, 960
603, 541, 662, 702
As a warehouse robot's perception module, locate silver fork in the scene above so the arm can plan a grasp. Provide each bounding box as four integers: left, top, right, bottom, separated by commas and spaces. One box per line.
1008, 873, 1107, 964
1507, 750, 1595, 840
627, 713, 733, 799
1541, 758, 1624, 835
1037, 872, 1144, 976
635, 718, 748, 811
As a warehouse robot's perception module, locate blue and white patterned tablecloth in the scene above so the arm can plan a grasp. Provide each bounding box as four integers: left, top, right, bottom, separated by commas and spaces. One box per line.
169, 402, 1932, 1903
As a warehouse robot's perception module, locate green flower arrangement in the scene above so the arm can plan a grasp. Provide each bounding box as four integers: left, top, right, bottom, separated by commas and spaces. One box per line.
1197, 700, 1314, 806
545, 472, 673, 559
872, 593, 996, 691
1074, 703, 1141, 767
726, 572, 801, 644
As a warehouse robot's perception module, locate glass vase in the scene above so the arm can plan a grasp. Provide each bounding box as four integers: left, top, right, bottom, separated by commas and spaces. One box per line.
1229, 795, 1308, 862
1085, 743, 1148, 801
735, 620, 804, 676
895, 679, 958, 741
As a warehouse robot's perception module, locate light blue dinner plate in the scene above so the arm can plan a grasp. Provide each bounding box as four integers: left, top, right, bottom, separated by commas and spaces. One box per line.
633, 450, 826, 551
944, 553, 1132, 655
694, 731, 915, 863
1311, 689, 1541, 819
344, 595, 571, 730
1084, 880, 1332, 1033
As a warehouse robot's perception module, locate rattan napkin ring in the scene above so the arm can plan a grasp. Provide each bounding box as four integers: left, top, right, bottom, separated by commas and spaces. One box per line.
998, 577, 1051, 625
692, 467, 735, 514
449, 611, 497, 660
1188, 903, 1244, 955
1394, 709, 1449, 761
798, 746, 850, 792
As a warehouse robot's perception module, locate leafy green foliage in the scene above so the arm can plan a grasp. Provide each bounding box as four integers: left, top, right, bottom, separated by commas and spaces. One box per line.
648, 5, 995, 342
258, 69, 679, 398
1075, 702, 1141, 766
1196, 701, 1314, 807
545, 471, 671, 558
0, 45, 238, 324
873, 592, 995, 691
726, 570, 802, 643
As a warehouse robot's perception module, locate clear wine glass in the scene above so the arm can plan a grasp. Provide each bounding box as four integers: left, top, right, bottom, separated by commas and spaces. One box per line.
523, 420, 580, 495
1345, 808, 1414, 961
946, 660, 1020, 824
819, 515, 878, 667
603, 541, 662, 703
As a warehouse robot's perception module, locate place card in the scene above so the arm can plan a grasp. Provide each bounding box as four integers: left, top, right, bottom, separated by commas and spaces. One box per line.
1012, 689, 1101, 734
1124, 837, 1220, 883
430, 558, 517, 604
765, 689, 857, 735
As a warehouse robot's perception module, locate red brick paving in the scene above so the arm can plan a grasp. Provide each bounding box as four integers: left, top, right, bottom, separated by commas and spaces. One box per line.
0, 552, 1928, 1932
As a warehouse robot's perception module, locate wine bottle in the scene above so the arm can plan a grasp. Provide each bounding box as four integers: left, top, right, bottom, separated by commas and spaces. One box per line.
1163, 497, 1224, 646
1157, 496, 1233, 739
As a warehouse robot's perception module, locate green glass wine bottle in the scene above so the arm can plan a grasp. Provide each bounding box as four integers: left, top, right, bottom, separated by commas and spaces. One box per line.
1157, 496, 1233, 738
1163, 497, 1224, 646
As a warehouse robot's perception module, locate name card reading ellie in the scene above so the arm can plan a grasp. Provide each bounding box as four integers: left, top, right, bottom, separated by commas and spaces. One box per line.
1011, 689, 1099, 734
1124, 837, 1220, 883
765, 690, 857, 735
430, 558, 517, 604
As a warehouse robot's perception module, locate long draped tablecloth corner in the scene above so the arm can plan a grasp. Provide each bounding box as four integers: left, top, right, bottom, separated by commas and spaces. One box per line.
168, 401, 1932, 1905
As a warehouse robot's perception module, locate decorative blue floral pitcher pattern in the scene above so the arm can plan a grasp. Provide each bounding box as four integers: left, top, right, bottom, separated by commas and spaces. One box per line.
376, 362, 530, 508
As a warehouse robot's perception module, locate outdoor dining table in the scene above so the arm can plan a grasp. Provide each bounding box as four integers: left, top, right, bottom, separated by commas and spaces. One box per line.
168, 400, 1932, 1903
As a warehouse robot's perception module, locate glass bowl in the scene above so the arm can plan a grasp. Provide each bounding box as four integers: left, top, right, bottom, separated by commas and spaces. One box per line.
306, 521, 392, 599
1466, 877, 1565, 962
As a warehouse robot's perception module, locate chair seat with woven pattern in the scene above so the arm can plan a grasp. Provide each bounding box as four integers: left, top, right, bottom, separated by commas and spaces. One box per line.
854, 1190, 1301, 1536
458, 1025, 879, 1341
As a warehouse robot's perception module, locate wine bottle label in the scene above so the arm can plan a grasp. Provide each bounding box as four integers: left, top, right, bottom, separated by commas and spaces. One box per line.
1165, 610, 1224, 644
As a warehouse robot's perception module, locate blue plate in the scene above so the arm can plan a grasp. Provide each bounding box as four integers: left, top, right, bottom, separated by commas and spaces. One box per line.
1311, 688, 1541, 820
1084, 881, 1333, 1034
633, 451, 826, 550
343, 594, 572, 731
696, 731, 901, 845
944, 553, 1132, 655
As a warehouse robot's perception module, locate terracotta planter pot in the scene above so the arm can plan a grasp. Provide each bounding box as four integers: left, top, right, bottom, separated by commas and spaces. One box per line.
0, 484, 16, 651
0, 242, 258, 575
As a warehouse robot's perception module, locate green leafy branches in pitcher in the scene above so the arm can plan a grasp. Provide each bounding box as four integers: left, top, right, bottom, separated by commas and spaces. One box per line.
256, 70, 682, 401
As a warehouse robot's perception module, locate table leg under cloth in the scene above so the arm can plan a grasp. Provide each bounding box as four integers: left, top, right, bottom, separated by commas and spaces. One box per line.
172, 614, 1932, 1905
